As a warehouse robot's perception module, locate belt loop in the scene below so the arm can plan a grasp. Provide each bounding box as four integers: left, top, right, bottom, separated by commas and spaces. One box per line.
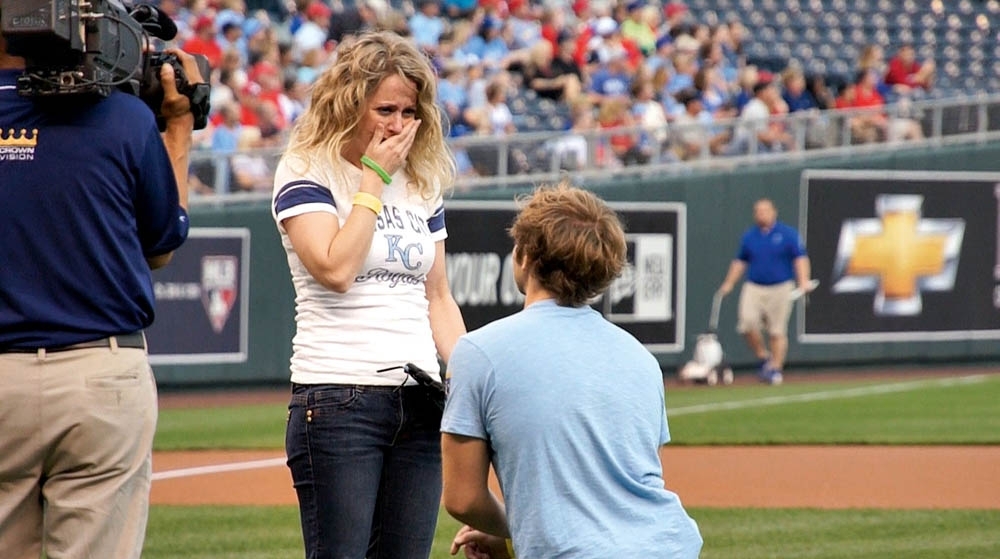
37, 348, 46, 362
109, 336, 120, 354
141, 331, 148, 352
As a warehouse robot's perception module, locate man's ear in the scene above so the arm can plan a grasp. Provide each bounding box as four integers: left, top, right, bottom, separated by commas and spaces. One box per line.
513, 244, 529, 268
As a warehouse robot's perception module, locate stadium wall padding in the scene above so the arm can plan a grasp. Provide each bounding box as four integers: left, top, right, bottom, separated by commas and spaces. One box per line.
153, 141, 1000, 385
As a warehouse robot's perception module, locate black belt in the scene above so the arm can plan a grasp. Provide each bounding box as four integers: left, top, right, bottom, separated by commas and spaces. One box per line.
1, 332, 146, 354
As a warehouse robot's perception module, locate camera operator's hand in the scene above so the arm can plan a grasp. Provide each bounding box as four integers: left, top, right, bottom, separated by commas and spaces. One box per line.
157, 48, 205, 218
159, 48, 204, 125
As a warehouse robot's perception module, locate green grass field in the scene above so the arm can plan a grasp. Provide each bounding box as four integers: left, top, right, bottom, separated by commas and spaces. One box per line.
149, 371, 1000, 558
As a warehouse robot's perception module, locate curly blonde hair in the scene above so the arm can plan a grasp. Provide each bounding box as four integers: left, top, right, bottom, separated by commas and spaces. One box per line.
510, 181, 626, 307
283, 31, 456, 199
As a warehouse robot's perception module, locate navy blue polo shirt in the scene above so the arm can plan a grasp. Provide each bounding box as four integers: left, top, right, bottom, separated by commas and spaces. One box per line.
0, 69, 189, 348
736, 221, 807, 286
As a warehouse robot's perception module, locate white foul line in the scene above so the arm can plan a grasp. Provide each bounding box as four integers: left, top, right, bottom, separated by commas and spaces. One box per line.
152, 457, 286, 481
150, 375, 992, 482
668, 374, 990, 416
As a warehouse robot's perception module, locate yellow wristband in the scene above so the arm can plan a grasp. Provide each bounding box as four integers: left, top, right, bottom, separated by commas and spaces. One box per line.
352, 191, 383, 215
506, 538, 515, 558
360, 155, 393, 184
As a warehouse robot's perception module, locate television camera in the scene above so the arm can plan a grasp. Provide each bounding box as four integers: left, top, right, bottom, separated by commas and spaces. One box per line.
0, 0, 210, 130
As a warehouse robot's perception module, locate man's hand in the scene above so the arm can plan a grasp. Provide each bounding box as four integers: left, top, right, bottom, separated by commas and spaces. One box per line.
159, 49, 204, 124
717, 283, 733, 297
450, 525, 511, 559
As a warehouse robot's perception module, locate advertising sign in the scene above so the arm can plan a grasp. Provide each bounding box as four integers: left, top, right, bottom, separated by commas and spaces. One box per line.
147, 228, 250, 364
799, 170, 1000, 342
445, 201, 686, 352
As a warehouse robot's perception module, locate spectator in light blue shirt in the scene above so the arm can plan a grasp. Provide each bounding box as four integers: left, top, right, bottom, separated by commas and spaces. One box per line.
210, 102, 243, 153
441, 182, 703, 559
409, 0, 447, 54
463, 16, 510, 71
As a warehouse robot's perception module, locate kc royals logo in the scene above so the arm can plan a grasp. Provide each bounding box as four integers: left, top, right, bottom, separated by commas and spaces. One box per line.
201, 255, 239, 333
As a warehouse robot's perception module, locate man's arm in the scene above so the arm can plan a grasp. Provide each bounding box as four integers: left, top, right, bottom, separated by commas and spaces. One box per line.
147, 50, 202, 270
718, 259, 747, 296
441, 433, 510, 538
794, 255, 812, 292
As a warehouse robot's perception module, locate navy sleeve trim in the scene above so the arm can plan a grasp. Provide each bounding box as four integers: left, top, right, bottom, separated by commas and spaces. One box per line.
427, 204, 445, 233
274, 180, 336, 215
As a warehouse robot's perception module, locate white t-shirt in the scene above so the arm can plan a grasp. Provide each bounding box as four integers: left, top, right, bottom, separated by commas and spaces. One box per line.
272, 154, 447, 386
293, 22, 327, 58
488, 102, 514, 135
740, 98, 771, 133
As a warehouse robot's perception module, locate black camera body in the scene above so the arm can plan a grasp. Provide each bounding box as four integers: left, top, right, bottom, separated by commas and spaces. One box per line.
1, 0, 209, 129
141, 52, 212, 130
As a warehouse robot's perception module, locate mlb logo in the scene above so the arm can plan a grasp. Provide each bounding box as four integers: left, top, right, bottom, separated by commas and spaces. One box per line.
201, 256, 239, 333
600, 234, 674, 322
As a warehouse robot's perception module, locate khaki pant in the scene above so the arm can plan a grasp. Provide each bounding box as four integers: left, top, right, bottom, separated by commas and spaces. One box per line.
0, 345, 157, 559
737, 280, 795, 337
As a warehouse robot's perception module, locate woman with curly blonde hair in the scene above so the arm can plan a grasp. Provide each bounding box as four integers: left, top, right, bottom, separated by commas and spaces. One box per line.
271, 31, 466, 558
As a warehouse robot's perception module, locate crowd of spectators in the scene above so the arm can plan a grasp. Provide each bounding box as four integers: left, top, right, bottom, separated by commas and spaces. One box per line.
161, 0, 942, 193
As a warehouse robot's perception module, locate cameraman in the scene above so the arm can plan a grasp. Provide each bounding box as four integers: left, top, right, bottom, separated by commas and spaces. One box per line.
0, 22, 203, 559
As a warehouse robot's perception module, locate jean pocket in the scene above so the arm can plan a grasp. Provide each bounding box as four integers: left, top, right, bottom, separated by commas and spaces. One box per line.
294, 387, 360, 422
311, 387, 358, 407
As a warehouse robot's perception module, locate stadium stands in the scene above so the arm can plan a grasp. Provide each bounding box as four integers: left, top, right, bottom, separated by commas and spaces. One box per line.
183, 0, 1000, 193
689, 0, 1000, 99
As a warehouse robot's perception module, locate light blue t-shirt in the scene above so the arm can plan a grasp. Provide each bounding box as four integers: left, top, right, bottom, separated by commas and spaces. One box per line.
442, 300, 703, 558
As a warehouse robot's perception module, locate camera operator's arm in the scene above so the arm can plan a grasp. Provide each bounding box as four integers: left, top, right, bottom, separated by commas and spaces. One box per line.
147, 50, 202, 269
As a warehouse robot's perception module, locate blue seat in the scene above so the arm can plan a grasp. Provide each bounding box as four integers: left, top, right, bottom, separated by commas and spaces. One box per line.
746, 10, 767, 27
508, 97, 528, 116
793, 44, 815, 60
677, 0, 1000, 100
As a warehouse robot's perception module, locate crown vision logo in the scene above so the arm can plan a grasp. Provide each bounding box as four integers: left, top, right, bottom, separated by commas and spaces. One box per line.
0, 128, 38, 161
0, 128, 39, 147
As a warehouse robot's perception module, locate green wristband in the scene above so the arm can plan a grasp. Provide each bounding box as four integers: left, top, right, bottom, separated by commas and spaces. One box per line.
360, 155, 393, 184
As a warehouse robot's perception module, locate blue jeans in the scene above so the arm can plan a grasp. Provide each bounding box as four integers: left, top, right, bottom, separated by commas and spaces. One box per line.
286, 383, 443, 559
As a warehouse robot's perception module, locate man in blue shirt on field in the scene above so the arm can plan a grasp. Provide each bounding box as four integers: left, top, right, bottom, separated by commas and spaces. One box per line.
718, 198, 813, 384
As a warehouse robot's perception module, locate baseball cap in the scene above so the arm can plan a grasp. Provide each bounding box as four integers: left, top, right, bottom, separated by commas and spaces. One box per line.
194, 15, 215, 32
305, 1, 332, 19
626, 0, 645, 11
481, 15, 502, 32
593, 16, 618, 36
753, 75, 775, 94
665, 2, 688, 19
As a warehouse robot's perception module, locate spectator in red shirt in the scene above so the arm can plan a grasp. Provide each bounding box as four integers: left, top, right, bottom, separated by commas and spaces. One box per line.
182, 16, 224, 69
837, 69, 923, 143
885, 44, 935, 93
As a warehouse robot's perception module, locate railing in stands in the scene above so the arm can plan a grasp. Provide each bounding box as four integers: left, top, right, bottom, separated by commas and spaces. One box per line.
189, 92, 1000, 203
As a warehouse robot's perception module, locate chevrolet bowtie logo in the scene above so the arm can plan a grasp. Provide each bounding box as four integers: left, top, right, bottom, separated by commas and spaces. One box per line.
832, 195, 965, 316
